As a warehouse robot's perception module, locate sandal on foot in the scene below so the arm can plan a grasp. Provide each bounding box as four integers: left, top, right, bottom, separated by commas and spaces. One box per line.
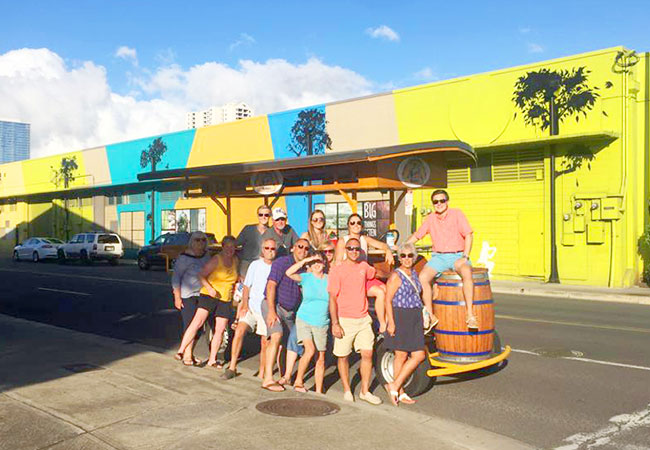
294, 385, 307, 393
221, 368, 237, 380
206, 362, 222, 369
466, 315, 479, 330
174, 352, 183, 361
398, 392, 416, 404
384, 384, 399, 406
261, 382, 285, 392
277, 376, 288, 386
182, 359, 198, 366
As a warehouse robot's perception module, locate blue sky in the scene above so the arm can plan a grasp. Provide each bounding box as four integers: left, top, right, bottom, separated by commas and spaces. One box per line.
0, 0, 648, 156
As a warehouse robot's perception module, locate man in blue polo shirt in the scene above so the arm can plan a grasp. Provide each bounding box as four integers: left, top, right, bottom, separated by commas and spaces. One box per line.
261, 238, 309, 391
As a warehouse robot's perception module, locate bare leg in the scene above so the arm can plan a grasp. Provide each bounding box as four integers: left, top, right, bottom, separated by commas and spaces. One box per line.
227, 321, 250, 372
369, 285, 387, 333
392, 350, 426, 392
418, 265, 439, 323
314, 351, 326, 394
262, 333, 282, 386
455, 260, 475, 326
282, 350, 299, 383
392, 351, 408, 390
337, 356, 351, 394
258, 337, 267, 379
294, 339, 315, 390
359, 349, 373, 394
207, 317, 229, 366
177, 309, 209, 356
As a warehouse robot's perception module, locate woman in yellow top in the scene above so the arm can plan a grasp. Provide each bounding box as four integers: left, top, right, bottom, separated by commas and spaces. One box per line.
176, 236, 238, 368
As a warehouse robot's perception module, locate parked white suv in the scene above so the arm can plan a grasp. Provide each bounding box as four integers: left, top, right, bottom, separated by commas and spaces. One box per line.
58, 232, 124, 265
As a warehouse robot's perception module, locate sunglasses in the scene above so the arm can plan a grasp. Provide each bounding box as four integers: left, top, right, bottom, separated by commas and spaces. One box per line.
432, 199, 448, 205
263, 246, 277, 251
311, 217, 325, 222
295, 244, 309, 250
258, 213, 271, 217
323, 249, 334, 254
349, 220, 362, 226
399, 253, 415, 258
346, 246, 361, 252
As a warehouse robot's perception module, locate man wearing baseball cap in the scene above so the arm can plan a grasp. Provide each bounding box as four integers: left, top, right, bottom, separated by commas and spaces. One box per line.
262, 207, 299, 258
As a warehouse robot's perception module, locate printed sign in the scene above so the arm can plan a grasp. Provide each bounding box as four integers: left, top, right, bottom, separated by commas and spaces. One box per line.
252, 171, 284, 195
397, 157, 430, 188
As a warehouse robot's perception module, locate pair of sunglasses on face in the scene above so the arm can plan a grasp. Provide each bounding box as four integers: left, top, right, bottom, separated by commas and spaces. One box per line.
432, 198, 448, 205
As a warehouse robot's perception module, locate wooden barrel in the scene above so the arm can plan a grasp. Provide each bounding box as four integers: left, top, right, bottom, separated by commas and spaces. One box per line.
433, 268, 495, 363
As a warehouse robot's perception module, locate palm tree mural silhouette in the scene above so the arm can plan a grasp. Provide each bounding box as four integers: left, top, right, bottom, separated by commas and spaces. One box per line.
140, 137, 168, 241
51, 156, 79, 240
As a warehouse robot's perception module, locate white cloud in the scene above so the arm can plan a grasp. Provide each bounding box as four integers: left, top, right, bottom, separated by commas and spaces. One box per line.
518, 27, 531, 34
366, 25, 400, 42
413, 67, 437, 81
229, 33, 256, 51
0, 48, 373, 158
114, 46, 138, 65
527, 42, 544, 53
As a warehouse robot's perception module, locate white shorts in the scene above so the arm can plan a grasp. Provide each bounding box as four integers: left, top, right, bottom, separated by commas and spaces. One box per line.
239, 309, 267, 337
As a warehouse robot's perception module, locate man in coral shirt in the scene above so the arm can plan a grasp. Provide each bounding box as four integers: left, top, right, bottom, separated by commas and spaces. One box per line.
406, 189, 478, 330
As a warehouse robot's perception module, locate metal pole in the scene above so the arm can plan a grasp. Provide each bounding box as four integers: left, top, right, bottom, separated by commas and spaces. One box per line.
548, 99, 560, 283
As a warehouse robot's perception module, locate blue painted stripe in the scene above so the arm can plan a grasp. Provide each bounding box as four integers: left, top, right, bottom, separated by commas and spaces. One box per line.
436, 281, 490, 287
437, 349, 492, 356
435, 329, 494, 336
434, 299, 493, 306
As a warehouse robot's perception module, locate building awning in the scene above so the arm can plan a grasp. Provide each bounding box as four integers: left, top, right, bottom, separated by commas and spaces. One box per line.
473, 131, 619, 152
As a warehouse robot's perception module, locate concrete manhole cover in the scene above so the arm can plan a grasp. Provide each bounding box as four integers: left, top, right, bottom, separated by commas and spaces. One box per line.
534, 348, 584, 358
256, 398, 340, 418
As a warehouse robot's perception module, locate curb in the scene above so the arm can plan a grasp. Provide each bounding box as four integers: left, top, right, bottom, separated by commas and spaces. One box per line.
492, 286, 650, 306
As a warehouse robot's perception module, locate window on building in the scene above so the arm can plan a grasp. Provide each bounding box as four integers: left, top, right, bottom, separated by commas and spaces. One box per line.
470, 153, 492, 183
161, 208, 206, 233
315, 201, 390, 238
128, 193, 146, 204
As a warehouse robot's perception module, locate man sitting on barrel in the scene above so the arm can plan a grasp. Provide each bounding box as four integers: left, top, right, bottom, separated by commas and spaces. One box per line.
405, 189, 478, 330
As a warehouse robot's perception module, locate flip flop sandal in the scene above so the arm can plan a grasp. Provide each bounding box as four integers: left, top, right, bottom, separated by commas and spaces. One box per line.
261, 382, 285, 392
182, 359, 197, 366
206, 362, 222, 369
398, 393, 416, 404
384, 384, 399, 406
221, 368, 237, 379
277, 377, 288, 386
174, 352, 183, 361
294, 385, 307, 393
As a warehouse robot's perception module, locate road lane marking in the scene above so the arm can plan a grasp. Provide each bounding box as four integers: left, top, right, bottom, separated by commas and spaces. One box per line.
510, 348, 650, 372
496, 314, 650, 334
555, 403, 650, 449
37, 287, 91, 296
0, 268, 169, 287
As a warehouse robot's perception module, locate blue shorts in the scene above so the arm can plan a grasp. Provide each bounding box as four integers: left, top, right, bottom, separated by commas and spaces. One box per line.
426, 252, 470, 275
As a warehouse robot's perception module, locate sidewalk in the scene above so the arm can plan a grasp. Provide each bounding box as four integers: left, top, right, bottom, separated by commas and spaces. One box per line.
0, 314, 532, 450
491, 279, 650, 305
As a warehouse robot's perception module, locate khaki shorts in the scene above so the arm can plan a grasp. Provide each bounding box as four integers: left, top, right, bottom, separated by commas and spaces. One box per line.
239, 309, 267, 337
296, 317, 328, 352
333, 315, 374, 357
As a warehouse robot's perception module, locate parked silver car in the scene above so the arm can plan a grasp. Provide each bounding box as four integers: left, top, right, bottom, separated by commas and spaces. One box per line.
58, 232, 124, 265
13, 237, 65, 262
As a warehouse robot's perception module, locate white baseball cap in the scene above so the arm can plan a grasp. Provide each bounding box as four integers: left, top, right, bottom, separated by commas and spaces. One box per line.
272, 207, 287, 220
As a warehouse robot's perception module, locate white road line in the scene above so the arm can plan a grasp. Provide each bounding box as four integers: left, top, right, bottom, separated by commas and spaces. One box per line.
510, 348, 650, 372
37, 287, 91, 296
555, 403, 650, 449
0, 268, 169, 287
496, 314, 650, 334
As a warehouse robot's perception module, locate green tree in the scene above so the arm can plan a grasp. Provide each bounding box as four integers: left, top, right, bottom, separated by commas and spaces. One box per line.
140, 137, 168, 241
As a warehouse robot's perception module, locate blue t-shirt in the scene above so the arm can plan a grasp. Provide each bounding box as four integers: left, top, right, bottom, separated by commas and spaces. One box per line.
297, 272, 330, 327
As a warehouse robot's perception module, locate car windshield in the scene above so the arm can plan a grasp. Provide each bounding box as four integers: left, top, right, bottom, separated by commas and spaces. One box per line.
98, 234, 120, 244
45, 238, 64, 244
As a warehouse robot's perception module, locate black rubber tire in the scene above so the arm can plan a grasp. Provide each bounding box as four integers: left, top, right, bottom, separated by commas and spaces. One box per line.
57, 250, 66, 264
32, 251, 40, 263
13, 251, 20, 262
108, 258, 119, 266
374, 337, 435, 398
138, 255, 150, 270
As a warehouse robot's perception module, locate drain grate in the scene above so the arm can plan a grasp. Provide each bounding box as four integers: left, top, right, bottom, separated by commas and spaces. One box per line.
533, 348, 584, 358
256, 398, 340, 418
62, 363, 105, 373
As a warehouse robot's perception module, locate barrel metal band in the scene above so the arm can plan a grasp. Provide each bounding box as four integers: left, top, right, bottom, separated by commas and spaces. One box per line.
436, 281, 491, 287
436, 349, 492, 357
434, 328, 494, 336
433, 299, 493, 306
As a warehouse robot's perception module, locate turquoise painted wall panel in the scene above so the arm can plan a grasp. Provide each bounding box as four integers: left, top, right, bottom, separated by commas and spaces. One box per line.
267, 107, 328, 235
106, 130, 196, 186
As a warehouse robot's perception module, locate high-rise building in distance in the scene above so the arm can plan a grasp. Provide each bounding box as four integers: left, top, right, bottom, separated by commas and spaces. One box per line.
0, 120, 30, 163
186, 102, 254, 129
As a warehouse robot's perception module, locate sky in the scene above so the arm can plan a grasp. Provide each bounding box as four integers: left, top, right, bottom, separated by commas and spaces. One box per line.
1, 0, 649, 158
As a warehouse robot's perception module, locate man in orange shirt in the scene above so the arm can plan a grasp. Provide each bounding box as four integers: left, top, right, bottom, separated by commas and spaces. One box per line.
406, 189, 478, 330
328, 238, 382, 405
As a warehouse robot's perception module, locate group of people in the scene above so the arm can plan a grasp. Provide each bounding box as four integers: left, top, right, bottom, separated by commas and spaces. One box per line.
171, 189, 476, 406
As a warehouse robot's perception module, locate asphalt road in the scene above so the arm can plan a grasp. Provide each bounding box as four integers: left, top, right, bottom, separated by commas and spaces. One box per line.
1, 258, 649, 449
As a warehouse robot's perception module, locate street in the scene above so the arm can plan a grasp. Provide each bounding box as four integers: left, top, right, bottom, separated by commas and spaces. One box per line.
0, 259, 649, 449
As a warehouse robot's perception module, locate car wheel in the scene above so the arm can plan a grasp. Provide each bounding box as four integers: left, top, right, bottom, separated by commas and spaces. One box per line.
108, 258, 119, 266
137, 255, 150, 270
57, 250, 67, 264
13, 250, 20, 262
80, 250, 91, 265
374, 337, 435, 398
32, 251, 40, 263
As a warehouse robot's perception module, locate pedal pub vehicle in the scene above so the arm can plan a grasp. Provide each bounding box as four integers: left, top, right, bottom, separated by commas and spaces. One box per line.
138, 140, 511, 396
